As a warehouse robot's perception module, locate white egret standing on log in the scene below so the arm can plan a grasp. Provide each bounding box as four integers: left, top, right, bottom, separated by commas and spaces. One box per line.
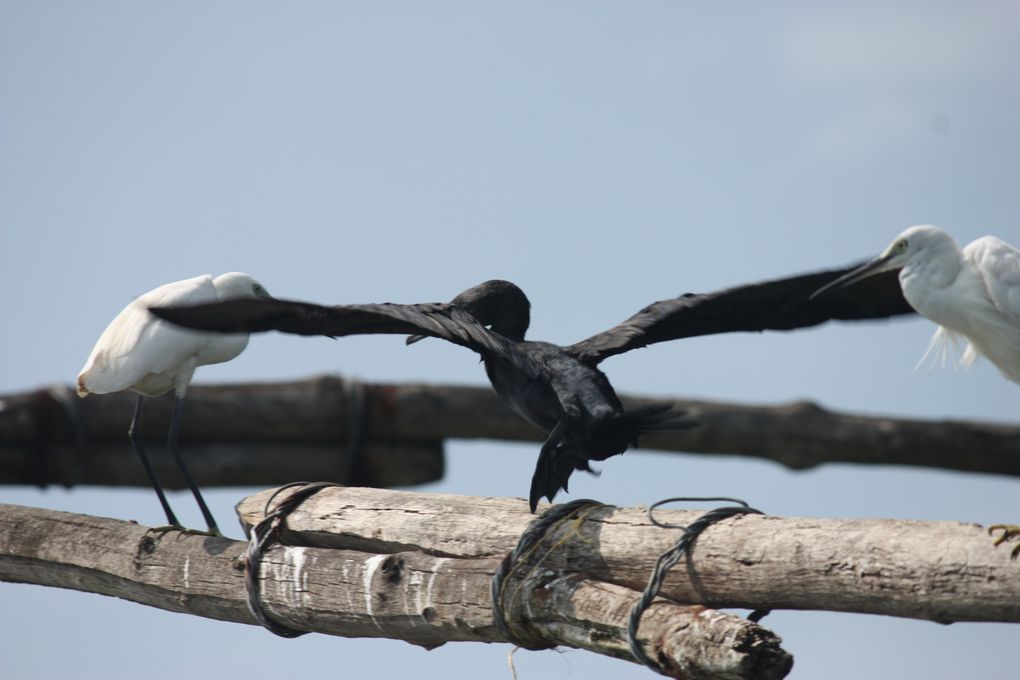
814, 225, 1020, 384
77, 273, 272, 534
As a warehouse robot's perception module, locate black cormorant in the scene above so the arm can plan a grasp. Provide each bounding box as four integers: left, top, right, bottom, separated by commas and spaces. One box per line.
151, 264, 912, 510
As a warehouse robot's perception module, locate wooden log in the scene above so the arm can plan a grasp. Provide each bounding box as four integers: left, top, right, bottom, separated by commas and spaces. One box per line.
237, 485, 1020, 624
0, 442, 443, 489
366, 384, 1020, 475
2, 376, 1019, 484
0, 502, 792, 679
0, 382, 442, 488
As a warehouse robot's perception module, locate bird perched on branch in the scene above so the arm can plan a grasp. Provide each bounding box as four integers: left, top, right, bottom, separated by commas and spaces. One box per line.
813, 225, 1020, 385
152, 265, 912, 511
78, 273, 272, 534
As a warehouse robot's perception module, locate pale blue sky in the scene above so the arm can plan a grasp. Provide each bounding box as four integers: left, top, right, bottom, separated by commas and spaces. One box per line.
1, 2, 1018, 678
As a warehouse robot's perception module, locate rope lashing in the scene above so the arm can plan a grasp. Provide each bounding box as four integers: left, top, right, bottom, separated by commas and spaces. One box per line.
244, 481, 343, 638
490, 498, 605, 649
627, 496, 766, 673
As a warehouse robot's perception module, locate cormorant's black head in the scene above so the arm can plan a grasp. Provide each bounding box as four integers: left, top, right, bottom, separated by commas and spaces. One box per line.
451, 279, 531, 341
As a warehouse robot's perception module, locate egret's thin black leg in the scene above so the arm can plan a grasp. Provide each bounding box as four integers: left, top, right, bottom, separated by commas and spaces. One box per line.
167, 396, 220, 535
128, 395, 181, 528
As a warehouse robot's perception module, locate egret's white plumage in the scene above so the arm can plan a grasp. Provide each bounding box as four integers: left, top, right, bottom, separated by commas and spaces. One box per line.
78, 273, 265, 398
78, 272, 270, 533
818, 225, 1020, 384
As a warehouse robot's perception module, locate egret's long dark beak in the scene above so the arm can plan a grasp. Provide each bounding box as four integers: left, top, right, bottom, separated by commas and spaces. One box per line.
810, 253, 896, 299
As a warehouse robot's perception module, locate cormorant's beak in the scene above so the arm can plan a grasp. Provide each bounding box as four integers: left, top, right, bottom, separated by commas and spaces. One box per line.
406, 334, 427, 345
810, 251, 897, 299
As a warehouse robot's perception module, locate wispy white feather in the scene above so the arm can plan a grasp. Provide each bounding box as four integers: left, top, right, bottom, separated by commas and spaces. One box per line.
914, 326, 972, 372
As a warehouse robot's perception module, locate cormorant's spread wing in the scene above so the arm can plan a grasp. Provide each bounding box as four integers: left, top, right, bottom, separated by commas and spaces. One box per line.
150, 298, 542, 377
566, 263, 915, 365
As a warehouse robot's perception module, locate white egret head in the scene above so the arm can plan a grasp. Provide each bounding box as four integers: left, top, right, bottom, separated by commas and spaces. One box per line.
812, 226, 957, 297
872, 225, 959, 272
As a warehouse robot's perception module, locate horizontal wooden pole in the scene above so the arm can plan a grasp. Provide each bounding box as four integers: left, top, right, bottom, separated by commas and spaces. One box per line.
0, 502, 791, 679
0, 441, 443, 489
0, 379, 444, 488
237, 485, 1020, 625
2, 375, 1019, 489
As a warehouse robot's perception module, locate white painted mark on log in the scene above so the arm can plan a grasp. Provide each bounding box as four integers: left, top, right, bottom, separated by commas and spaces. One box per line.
288, 547, 308, 607
409, 570, 426, 625
182, 556, 190, 590
269, 554, 289, 604
341, 561, 355, 612
363, 554, 387, 630
424, 558, 449, 617
403, 573, 418, 628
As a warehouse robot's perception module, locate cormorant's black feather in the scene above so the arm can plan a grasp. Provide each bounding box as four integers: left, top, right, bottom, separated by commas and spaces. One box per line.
152, 266, 915, 512
566, 262, 913, 365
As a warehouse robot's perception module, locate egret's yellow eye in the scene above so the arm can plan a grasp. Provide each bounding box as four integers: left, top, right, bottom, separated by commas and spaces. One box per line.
896, 240, 908, 252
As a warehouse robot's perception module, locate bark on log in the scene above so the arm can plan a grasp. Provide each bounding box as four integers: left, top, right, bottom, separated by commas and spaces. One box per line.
237, 485, 1020, 624
0, 381, 442, 488
0, 502, 792, 680
2, 377, 1018, 488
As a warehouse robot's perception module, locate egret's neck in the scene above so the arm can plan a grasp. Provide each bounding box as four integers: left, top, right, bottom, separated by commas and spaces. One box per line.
898, 244, 964, 325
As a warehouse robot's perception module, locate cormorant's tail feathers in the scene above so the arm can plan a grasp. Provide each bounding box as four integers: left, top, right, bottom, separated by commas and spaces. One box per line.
621, 403, 699, 437
527, 404, 699, 512
528, 448, 594, 512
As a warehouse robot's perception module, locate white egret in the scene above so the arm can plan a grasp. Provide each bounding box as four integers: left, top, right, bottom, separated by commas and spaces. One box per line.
813, 225, 1020, 555
78, 272, 271, 534
813, 225, 1020, 384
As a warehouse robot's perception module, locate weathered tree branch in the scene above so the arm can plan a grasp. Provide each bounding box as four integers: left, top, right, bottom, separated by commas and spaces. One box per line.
5, 482, 1019, 678
236, 485, 1020, 624
0, 379, 443, 488
2, 376, 1019, 488
0, 501, 792, 679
